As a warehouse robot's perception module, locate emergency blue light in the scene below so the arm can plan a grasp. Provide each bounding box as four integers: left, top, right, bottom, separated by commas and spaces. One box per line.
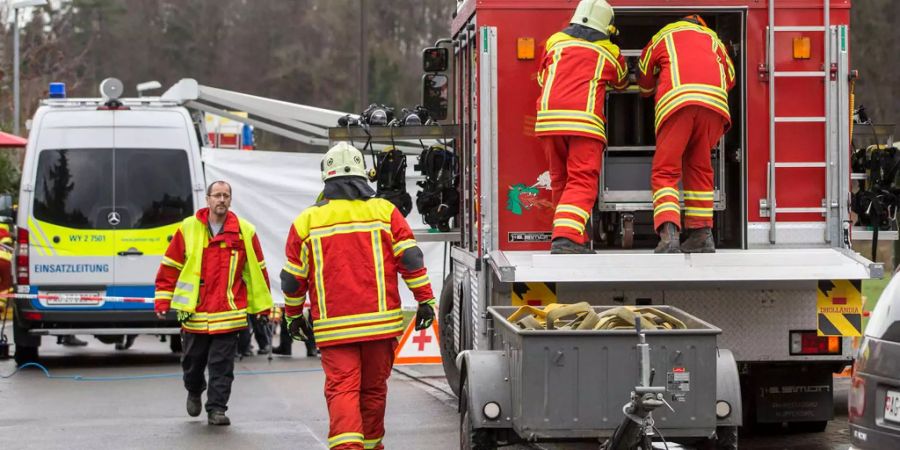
48, 82, 66, 99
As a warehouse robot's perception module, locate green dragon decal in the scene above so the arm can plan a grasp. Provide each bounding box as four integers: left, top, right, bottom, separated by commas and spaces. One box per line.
507, 183, 541, 215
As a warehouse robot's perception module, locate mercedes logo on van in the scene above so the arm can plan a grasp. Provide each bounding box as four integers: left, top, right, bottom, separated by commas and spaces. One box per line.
107, 211, 121, 226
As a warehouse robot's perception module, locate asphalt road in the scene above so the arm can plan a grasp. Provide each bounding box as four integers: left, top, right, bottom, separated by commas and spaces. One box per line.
0, 335, 852, 450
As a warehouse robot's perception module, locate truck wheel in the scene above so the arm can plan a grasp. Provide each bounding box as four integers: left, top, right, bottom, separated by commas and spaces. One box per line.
460, 379, 497, 450
699, 426, 738, 450
439, 275, 461, 397
14, 345, 38, 365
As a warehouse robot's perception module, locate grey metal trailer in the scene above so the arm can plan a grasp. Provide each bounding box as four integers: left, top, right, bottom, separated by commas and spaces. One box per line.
457, 305, 742, 449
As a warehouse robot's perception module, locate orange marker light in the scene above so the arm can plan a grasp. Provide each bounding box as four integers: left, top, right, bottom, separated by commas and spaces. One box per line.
517, 37, 535, 60
827, 336, 840, 354
793, 36, 811, 59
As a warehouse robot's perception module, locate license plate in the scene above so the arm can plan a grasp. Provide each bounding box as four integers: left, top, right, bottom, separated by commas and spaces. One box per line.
885, 390, 900, 423
40, 292, 103, 306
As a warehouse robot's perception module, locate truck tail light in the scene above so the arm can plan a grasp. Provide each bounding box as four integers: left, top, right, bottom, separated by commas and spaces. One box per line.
848, 374, 865, 418
16, 227, 28, 286
789, 331, 841, 355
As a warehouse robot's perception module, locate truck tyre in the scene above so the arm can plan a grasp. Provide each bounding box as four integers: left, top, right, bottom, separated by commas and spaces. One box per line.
439, 275, 461, 397
699, 426, 738, 450
460, 379, 497, 450
14, 345, 38, 365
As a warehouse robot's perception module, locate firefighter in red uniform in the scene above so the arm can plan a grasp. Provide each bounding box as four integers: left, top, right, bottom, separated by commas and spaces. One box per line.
154, 180, 273, 426
536, 0, 628, 254
638, 14, 736, 253
281, 142, 435, 450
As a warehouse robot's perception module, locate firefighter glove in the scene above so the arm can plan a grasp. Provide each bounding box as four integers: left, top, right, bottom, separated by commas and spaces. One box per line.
176, 311, 193, 324
415, 299, 436, 331
287, 314, 313, 342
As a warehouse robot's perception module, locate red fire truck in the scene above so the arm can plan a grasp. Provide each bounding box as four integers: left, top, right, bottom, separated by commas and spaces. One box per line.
436, 0, 877, 446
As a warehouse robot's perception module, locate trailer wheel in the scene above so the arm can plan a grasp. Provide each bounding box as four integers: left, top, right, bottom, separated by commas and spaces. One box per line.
460, 379, 497, 450
439, 275, 461, 397
699, 426, 738, 450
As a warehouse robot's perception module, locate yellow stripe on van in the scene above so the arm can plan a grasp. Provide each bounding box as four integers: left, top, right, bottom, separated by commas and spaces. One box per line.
30, 219, 180, 256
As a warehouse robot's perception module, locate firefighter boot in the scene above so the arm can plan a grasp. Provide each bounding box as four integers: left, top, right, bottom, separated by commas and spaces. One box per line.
186, 392, 202, 417
681, 227, 715, 253
654, 222, 681, 254
550, 237, 595, 254
208, 411, 231, 426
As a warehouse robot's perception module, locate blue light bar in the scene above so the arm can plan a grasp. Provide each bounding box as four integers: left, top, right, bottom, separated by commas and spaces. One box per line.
48, 82, 66, 99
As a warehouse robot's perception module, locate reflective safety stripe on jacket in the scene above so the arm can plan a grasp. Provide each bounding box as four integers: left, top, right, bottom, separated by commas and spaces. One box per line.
535, 32, 628, 143
637, 20, 736, 132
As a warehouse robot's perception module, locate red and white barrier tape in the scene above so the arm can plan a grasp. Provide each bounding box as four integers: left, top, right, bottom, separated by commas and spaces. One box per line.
0, 293, 154, 303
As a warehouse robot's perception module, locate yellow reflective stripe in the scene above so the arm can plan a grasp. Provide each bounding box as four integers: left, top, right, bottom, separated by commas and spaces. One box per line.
156, 290, 174, 300
226, 250, 237, 311
392, 239, 417, 257
312, 238, 327, 319
653, 188, 680, 202
309, 221, 391, 239
685, 207, 714, 217
162, 256, 184, 270
188, 309, 247, 320
639, 46, 654, 75
683, 190, 715, 200
540, 48, 563, 110
654, 202, 681, 213
315, 319, 405, 343
363, 437, 383, 450
371, 230, 386, 312
657, 84, 727, 112
535, 122, 606, 139
405, 274, 430, 289
329, 433, 365, 448
556, 204, 590, 221
640, 86, 655, 95
258, 261, 266, 270
585, 53, 607, 113
655, 94, 729, 130
537, 110, 604, 127
552, 39, 618, 62
283, 260, 305, 277
207, 318, 249, 331
665, 35, 680, 87
314, 308, 403, 331
284, 295, 304, 307
553, 218, 585, 233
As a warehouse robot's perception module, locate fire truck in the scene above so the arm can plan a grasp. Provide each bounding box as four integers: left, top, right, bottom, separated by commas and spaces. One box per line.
432, 0, 879, 446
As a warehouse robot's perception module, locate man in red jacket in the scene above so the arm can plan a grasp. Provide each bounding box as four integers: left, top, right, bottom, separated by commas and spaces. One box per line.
535, 0, 628, 254
638, 14, 736, 253
155, 180, 273, 426
282, 142, 435, 450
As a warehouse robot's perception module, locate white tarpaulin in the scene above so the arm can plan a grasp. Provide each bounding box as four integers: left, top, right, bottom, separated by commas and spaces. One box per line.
201, 148, 448, 309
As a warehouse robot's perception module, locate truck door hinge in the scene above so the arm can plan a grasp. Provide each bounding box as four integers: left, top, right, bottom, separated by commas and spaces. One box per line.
758, 64, 769, 82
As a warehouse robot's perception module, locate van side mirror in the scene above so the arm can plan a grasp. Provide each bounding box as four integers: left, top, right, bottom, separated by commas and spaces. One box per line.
422, 74, 449, 121
423, 47, 449, 72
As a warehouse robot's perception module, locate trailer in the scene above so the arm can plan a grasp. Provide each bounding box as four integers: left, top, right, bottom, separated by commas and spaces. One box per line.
432, 0, 880, 446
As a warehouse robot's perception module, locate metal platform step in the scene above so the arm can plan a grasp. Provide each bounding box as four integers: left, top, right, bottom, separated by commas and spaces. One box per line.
487, 248, 879, 283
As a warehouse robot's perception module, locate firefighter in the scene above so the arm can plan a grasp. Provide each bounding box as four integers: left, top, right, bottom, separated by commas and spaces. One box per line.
154, 180, 273, 426
638, 14, 736, 253
535, 0, 628, 254
281, 142, 435, 450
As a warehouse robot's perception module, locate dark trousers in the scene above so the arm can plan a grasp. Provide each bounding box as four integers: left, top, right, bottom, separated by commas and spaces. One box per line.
182, 331, 238, 413
238, 315, 271, 354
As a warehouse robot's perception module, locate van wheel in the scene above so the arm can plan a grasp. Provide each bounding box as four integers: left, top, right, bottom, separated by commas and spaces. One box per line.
439, 275, 460, 397
14, 345, 38, 365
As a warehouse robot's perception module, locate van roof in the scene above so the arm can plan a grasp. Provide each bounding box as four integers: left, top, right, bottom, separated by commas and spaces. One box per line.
40, 97, 183, 109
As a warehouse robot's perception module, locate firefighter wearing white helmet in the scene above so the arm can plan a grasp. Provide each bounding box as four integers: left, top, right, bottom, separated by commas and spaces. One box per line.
282, 141, 436, 449
535, 0, 628, 254
570, 0, 615, 34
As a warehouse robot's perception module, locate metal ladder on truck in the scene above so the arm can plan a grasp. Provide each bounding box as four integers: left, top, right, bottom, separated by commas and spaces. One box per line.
764, 0, 851, 245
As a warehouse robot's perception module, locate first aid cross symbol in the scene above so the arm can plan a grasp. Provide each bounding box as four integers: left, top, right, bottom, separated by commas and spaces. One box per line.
412, 329, 432, 351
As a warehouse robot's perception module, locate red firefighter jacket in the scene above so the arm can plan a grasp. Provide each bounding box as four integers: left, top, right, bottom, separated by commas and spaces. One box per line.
154, 208, 270, 334
282, 198, 434, 348
638, 20, 736, 132
535, 31, 628, 143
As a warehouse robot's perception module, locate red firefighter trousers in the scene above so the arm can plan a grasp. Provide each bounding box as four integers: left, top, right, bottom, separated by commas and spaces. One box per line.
541, 135, 605, 244
320, 338, 398, 450
651, 106, 727, 231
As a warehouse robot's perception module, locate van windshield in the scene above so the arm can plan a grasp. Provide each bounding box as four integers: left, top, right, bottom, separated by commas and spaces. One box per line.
33, 148, 193, 230
114, 148, 192, 229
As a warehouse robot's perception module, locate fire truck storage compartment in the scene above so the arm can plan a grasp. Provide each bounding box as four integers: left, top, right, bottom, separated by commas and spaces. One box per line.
597, 10, 744, 251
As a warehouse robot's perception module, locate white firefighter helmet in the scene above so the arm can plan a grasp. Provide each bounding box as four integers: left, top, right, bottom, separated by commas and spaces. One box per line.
321, 141, 367, 181
570, 0, 615, 34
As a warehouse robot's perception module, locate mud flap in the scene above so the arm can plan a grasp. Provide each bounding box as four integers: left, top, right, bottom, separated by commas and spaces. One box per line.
716, 349, 742, 427
456, 350, 513, 429
752, 364, 833, 423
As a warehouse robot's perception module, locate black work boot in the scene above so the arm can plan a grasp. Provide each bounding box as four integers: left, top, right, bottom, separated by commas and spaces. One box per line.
550, 237, 595, 254
59, 335, 88, 347
208, 410, 231, 426
681, 227, 716, 253
654, 222, 682, 254
186, 392, 202, 417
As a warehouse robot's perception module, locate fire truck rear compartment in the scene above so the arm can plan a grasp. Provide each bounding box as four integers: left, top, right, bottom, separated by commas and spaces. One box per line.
597, 10, 744, 251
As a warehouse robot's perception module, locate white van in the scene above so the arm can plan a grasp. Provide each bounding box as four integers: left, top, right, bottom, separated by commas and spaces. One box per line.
12, 79, 205, 363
